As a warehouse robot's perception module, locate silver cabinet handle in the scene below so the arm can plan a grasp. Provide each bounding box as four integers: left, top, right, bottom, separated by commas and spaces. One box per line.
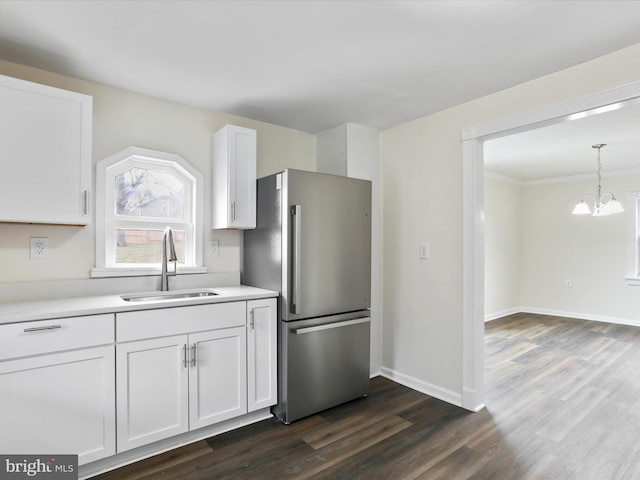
24, 324, 62, 333
191, 343, 197, 367
250, 308, 255, 330
82, 190, 90, 215
293, 317, 370, 335
183, 344, 188, 368
291, 204, 302, 314
231, 201, 236, 222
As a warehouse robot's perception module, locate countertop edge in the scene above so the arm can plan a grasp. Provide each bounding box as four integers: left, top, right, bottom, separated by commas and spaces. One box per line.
0, 285, 279, 325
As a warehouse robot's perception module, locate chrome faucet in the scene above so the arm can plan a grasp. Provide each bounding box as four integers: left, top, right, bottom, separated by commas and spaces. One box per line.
161, 227, 177, 291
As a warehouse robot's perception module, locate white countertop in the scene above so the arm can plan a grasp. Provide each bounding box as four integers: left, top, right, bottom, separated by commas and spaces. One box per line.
0, 285, 278, 325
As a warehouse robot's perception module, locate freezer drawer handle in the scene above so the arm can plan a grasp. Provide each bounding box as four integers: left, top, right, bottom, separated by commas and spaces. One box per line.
291, 204, 302, 314
292, 317, 370, 335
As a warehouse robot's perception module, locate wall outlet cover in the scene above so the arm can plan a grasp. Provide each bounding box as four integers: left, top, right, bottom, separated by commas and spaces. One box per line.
30, 237, 49, 259
208, 239, 219, 257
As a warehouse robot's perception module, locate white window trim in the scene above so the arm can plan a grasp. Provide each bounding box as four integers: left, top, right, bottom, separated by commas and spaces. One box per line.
92, 146, 205, 278
626, 191, 640, 286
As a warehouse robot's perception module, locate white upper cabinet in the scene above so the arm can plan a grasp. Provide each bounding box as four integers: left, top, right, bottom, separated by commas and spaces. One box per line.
212, 124, 256, 229
0, 74, 93, 225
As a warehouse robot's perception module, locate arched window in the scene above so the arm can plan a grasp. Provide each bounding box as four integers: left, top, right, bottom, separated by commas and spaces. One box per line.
92, 147, 204, 277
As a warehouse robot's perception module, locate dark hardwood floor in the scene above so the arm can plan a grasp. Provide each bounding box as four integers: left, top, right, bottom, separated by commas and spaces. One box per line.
96, 313, 640, 479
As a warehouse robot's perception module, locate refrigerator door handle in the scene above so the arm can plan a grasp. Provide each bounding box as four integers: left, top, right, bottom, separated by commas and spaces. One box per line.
292, 317, 370, 335
291, 204, 302, 314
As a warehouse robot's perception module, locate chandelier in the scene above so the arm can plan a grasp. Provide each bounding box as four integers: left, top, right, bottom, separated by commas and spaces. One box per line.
572, 144, 624, 216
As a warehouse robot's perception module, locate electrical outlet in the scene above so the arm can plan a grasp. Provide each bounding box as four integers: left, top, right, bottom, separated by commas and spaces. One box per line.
30, 237, 49, 259
208, 239, 219, 257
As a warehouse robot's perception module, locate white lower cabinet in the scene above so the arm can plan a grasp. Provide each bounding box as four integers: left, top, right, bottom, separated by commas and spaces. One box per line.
0, 296, 278, 470
115, 302, 249, 453
189, 327, 247, 429
247, 298, 277, 412
0, 315, 115, 465
116, 335, 189, 451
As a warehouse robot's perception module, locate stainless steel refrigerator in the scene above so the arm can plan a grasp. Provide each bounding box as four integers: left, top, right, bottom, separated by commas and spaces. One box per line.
243, 169, 372, 423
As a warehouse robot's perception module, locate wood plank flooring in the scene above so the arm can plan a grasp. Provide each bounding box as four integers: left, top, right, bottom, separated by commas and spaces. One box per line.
95, 313, 640, 479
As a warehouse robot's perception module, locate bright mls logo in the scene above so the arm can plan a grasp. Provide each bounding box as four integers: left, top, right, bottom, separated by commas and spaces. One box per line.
1, 455, 77, 479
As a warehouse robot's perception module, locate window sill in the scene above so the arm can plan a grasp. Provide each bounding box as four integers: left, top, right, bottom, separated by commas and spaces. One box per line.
91, 266, 207, 278
626, 277, 640, 286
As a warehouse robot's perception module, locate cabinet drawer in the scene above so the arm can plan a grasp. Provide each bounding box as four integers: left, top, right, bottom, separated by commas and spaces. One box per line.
0, 314, 114, 361
117, 301, 246, 342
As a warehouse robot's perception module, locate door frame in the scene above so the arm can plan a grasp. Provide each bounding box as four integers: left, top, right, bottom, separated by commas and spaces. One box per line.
460, 80, 640, 412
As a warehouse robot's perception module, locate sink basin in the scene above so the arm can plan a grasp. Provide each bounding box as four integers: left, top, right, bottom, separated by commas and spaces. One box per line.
121, 289, 219, 303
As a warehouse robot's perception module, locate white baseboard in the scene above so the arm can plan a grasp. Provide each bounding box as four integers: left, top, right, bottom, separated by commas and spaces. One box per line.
520, 307, 640, 328
379, 367, 462, 407
462, 387, 485, 413
485, 307, 520, 322
486, 306, 640, 328
79, 408, 272, 479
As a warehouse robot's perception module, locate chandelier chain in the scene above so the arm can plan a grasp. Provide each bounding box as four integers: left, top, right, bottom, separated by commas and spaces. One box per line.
595, 144, 602, 200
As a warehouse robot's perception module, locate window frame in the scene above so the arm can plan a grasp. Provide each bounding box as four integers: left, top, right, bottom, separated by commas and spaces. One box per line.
626, 192, 640, 286
92, 146, 205, 278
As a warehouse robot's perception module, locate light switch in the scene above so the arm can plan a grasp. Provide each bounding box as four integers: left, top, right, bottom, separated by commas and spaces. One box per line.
420, 243, 429, 259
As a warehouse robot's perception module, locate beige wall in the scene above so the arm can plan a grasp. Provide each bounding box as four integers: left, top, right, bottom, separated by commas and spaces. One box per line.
520, 174, 640, 323
0, 60, 315, 283
485, 173, 639, 324
484, 176, 522, 319
380, 42, 640, 399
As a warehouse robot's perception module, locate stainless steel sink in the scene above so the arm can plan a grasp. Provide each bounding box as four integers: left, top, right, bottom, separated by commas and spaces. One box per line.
121, 289, 219, 303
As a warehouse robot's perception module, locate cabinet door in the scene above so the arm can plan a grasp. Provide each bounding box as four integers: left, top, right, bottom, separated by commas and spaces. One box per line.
0, 346, 115, 465
116, 335, 189, 452
228, 125, 256, 229
212, 124, 256, 229
0, 74, 92, 225
247, 298, 277, 412
189, 327, 247, 430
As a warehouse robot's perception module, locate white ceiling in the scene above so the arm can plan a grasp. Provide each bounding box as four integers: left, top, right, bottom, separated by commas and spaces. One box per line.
484, 100, 640, 182
1, 0, 640, 178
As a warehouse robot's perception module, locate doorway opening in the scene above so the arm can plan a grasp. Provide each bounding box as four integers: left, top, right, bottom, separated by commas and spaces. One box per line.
461, 81, 640, 412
